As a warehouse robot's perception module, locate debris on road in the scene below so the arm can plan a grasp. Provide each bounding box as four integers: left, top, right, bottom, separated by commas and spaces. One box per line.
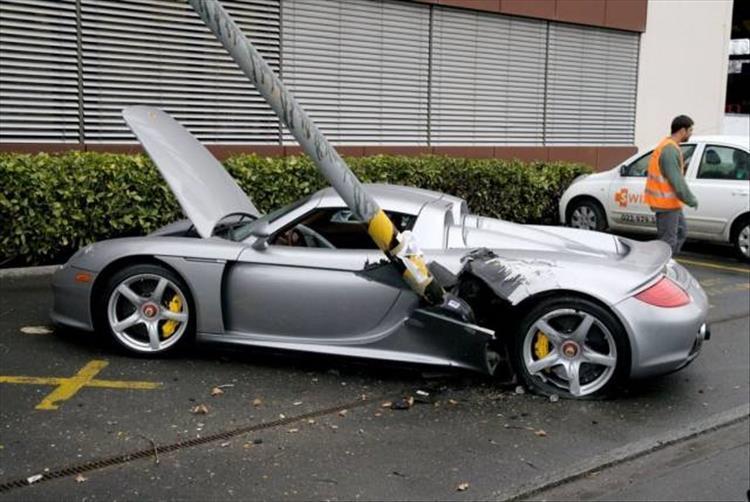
27, 474, 43, 485
534, 429, 548, 437
293, 401, 303, 406
338, 409, 348, 417
75, 474, 88, 483
288, 428, 299, 434
457, 482, 470, 491
391, 396, 415, 410
414, 389, 431, 404
515, 386, 525, 395
448, 399, 459, 405
549, 394, 559, 403
191, 404, 209, 414
210, 387, 224, 396
381, 401, 393, 408
20, 326, 53, 335
252, 398, 262, 407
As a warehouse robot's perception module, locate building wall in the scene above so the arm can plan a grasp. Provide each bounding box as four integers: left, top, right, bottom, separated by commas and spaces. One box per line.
0, 0, 650, 169
634, 0, 733, 151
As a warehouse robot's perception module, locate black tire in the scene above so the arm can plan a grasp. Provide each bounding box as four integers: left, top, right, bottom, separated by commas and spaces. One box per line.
510, 296, 630, 400
567, 199, 608, 232
96, 263, 195, 356
731, 217, 750, 263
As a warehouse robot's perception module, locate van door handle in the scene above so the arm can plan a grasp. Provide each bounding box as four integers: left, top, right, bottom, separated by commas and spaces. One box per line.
732, 190, 749, 196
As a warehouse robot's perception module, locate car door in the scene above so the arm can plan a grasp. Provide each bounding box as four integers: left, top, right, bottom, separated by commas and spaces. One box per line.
685, 144, 750, 239
607, 144, 697, 233
224, 206, 415, 341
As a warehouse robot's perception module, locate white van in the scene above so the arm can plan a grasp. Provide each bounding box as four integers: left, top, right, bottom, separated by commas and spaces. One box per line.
559, 136, 750, 261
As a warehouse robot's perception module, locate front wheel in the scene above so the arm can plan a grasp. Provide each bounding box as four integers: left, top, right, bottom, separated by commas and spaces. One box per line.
511, 296, 630, 399
567, 199, 607, 231
99, 264, 195, 355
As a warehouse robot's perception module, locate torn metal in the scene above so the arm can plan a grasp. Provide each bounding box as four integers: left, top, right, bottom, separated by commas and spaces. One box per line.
459, 248, 559, 305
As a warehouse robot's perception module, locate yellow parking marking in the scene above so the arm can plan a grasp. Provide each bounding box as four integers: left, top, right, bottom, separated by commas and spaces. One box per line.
677, 258, 750, 274
0, 359, 161, 410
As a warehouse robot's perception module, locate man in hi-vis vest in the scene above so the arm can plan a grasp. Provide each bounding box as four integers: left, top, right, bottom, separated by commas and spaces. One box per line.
644, 115, 699, 254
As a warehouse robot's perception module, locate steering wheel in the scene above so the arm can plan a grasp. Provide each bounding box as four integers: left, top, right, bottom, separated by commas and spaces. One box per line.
295, 224, 335, 249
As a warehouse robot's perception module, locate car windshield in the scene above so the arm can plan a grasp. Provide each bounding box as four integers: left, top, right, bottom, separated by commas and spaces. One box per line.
229, 194, 313, 242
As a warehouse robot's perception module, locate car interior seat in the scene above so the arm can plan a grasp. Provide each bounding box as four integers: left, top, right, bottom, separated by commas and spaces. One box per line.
701, 148, 726, 179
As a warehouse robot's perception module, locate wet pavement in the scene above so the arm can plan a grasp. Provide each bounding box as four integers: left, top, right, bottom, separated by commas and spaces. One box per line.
0, 250, 748, 501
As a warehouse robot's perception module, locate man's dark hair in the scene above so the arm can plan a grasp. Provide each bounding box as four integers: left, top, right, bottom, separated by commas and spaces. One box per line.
671, 115, 694, 134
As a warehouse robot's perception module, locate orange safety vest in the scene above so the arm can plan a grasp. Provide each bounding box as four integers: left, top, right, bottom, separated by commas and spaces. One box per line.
644, 137, 684, 210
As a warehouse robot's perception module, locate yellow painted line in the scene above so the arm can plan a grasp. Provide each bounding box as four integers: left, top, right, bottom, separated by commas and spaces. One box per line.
677, 258, 750, 274
87, 379, 161, 390
0, 359, 162, 411
36, 360, 109, 410
0, 376, 64, 385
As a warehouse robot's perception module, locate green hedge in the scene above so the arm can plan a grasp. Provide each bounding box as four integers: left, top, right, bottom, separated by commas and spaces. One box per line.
0, 151, 592, 265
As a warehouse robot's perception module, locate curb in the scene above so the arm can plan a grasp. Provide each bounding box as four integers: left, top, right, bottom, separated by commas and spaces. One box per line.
494, 403, 750, 501
0, 265, 61, 280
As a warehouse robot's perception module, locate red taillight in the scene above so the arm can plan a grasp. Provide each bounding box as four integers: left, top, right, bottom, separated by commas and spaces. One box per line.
635, 276, 690, 308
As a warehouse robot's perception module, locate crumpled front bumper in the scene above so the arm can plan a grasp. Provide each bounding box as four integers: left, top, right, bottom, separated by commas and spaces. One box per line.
49, 264, 96, 332
615, 262, 709, 379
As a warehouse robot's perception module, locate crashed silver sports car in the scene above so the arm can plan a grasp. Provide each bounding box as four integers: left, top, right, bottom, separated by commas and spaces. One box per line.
51, 106, 710, 399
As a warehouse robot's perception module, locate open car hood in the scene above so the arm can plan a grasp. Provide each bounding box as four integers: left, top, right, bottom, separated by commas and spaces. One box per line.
123, 106, 260, 238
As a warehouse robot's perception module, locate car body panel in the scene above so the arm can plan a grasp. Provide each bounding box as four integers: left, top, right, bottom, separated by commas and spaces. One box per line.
123, 106, 260, 238
560, 136, 750, 244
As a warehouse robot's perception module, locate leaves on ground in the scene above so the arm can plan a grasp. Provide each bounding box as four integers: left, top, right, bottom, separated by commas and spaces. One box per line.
191, 404, 209, 415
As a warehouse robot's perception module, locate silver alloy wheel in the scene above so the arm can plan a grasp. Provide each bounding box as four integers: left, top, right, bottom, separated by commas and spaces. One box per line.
522, 308, 617, 397
739, 224, 750, 259
107, 273, 189, 353
570, 205, 598, 230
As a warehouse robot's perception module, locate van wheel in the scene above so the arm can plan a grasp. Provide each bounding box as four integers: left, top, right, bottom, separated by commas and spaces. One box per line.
732, 217, 750, 262
567, 199, 607, 231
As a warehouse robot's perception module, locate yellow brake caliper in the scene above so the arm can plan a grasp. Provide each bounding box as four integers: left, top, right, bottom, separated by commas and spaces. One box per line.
161, 294, 182, 338
533, 331, 550, 361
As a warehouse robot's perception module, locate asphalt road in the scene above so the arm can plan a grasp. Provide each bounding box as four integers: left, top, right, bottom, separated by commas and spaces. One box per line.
0, 250, 748, 501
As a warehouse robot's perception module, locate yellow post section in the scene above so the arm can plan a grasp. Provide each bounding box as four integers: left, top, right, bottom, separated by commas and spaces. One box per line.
367, 209, 395, 251
402, 256, 433, 296
0, 359, 162, 411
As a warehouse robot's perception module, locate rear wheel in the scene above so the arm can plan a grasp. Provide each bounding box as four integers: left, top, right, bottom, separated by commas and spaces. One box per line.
511, 296, 630, 399
99, 264, 194, 355
731, 217, 750, 262
567, 199, 607, 231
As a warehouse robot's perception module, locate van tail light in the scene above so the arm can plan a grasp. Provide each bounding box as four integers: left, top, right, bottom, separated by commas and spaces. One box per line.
635, 276, 690, 308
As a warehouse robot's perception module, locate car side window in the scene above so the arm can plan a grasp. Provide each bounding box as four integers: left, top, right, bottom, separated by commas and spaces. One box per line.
621, 145, 695, 177
697, 145, 750, 181
621, 152, 652, 177
271, 207, 416, 250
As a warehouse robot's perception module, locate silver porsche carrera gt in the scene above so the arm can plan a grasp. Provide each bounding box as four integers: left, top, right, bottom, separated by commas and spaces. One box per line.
50, 106, 710, 399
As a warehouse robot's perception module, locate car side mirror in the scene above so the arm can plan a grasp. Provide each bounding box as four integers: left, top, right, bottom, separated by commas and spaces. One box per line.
619, 164, 628, 176
250, 223, 271, 250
